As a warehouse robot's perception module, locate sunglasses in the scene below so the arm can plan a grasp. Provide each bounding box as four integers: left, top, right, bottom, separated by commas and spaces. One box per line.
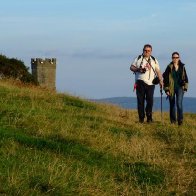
144, 49, 151, 52
172, 56, 179, 59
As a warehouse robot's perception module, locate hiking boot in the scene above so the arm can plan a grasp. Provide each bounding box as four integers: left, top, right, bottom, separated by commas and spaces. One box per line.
147, 116, 153, 123
178, 120, 183, 126
139, 118, 144, 123
147, 118, 153, 123
171, 120, 176, 124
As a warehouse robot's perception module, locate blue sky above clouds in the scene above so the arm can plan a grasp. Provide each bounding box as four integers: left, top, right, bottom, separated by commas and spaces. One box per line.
1, 0, 196, 98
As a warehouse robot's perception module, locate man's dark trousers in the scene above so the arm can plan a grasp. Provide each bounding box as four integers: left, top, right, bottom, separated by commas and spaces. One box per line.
136, 80, 155, 122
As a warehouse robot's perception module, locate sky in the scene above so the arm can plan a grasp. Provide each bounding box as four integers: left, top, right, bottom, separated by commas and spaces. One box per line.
1, 0, 196, 99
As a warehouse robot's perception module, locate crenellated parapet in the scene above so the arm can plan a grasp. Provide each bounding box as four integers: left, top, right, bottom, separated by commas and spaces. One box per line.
31, 58, 56, 66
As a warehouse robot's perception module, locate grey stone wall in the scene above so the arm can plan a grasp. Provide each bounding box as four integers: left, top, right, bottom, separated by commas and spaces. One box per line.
31, 58, 56, 90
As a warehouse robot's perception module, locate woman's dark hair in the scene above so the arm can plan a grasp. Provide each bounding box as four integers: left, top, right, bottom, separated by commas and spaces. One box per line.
172, 52, 180, 57
172, 52, 183, 65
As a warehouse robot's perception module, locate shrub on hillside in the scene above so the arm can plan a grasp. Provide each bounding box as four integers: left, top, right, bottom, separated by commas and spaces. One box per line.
0, 54, 36, 84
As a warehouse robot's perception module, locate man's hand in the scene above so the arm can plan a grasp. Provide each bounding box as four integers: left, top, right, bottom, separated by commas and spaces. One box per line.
138, 67, 146, 73
130, 65, 138, 72
159, 80, 163, 88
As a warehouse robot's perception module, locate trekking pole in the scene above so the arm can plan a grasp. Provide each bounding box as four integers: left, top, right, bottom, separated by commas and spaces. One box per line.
160, 87, 163, 122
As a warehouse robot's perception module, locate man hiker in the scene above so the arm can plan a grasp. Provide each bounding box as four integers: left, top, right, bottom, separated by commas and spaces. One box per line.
130, 44, 163, 123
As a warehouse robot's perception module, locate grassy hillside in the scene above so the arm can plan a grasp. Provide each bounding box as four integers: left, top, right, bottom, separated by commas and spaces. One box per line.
0, 79, 195, 195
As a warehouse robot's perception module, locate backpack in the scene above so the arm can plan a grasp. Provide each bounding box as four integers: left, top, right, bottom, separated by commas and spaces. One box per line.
137, 55, 157, 64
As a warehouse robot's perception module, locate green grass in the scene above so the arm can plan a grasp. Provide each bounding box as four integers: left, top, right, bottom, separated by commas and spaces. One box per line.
0, 79, 195, 195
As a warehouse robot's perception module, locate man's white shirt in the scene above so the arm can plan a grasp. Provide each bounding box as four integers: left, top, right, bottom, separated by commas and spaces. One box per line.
132, 56, 160, 85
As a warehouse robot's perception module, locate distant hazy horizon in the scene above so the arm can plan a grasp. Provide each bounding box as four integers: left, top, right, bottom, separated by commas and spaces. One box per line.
94, 97, 196, 113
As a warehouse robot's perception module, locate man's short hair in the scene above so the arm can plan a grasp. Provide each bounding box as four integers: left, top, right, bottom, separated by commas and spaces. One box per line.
143, 44, 152, 50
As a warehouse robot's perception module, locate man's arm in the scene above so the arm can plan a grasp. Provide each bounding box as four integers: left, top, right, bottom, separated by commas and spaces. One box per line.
155, 67, 163, 87
130, 64, 139, 72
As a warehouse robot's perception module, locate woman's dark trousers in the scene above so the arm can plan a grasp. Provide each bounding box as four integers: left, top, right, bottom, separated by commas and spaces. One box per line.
169, 88, 184, 124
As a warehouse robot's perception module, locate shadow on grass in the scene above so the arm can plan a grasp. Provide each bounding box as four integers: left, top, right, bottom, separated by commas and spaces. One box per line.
0, 127, 165, 188
29, 175, 64, 195
114, 161, 165, 188
0, 127, 121, 172
124, 162, 165, 186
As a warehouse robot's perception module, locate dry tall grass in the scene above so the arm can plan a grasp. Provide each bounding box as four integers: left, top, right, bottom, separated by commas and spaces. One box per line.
0, 79, 195, 195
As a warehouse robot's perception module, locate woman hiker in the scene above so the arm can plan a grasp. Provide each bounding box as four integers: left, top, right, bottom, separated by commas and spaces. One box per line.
163, 52, 189, 125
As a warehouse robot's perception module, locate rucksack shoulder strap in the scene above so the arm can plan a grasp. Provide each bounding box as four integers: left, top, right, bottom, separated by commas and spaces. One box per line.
150, 56, 156, 64
137, 55, 144, 67
137, 55, 142, 60
138, 55, 156, 64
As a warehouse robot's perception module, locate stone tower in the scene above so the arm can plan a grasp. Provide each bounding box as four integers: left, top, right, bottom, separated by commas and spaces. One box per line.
31, 58, 56, 90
